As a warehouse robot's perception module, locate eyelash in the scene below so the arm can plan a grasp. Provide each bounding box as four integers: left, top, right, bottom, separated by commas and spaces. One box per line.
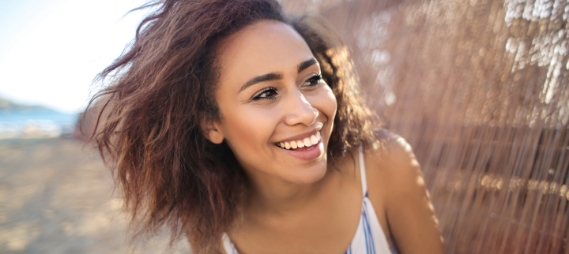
251, 74, 324, 101
304, 73, 324, 87
252, 87, 278, 101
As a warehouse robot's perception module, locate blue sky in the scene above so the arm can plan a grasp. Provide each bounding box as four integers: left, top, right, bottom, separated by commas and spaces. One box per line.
0, 0, 148, 113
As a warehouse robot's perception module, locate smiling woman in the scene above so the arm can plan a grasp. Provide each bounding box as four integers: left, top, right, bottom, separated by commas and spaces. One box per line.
205, 21, 337, 186
86, 0, 444, 254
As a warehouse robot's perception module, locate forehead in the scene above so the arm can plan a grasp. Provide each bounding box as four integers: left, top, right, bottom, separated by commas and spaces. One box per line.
216, 20, 315, 86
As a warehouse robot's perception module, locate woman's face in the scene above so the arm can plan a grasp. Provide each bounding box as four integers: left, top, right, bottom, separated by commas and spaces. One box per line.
208, 20, 337, 185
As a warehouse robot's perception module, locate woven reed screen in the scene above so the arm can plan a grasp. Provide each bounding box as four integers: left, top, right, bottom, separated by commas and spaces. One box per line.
282, 0, 569, 253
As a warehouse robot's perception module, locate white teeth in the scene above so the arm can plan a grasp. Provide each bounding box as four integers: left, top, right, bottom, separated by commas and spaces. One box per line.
277, 132, 321, 150
291, 141, 298, 149
310, 135, 318, 144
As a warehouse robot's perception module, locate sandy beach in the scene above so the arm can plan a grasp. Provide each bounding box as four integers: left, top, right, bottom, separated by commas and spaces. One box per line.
0, 137, 190, 254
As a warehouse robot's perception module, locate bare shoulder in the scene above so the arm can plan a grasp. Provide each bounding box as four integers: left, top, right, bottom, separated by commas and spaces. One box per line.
369, 132, 429, 218
364, 130, 444, 254
364, 131, 421, 194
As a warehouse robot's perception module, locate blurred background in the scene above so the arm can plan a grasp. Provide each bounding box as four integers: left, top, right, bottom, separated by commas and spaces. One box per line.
282, 0, 569, 253
0, 0, 190, 253
1, 0, 568, 253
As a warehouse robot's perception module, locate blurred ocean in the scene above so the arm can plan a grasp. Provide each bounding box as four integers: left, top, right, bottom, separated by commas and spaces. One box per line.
0, 108, 78, 139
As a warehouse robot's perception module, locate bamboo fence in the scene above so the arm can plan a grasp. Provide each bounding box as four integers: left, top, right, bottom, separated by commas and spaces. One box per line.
283, 0, 569, 253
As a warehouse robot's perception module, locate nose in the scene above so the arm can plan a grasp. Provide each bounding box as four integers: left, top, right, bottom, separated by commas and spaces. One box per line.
283, 90, 319, 126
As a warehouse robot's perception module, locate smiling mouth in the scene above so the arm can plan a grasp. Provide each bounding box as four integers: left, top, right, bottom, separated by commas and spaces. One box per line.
276, 132, 321, 150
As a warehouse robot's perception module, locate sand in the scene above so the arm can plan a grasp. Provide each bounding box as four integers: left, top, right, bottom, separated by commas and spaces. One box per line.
0, 137, 190, 254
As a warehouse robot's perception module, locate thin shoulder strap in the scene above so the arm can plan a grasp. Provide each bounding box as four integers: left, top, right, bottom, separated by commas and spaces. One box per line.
358, 144, 367, 196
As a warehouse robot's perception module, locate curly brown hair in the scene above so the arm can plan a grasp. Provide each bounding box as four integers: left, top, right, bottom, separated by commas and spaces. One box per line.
86, 0, 381, 252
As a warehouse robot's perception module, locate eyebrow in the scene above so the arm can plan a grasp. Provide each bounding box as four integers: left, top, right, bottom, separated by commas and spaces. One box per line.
297, 58, 318, 73
239, 58, 318, 92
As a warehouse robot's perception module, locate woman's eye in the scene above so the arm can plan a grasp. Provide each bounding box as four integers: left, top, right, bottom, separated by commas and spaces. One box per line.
303, 74, 323, 87
252, 87, 278, 101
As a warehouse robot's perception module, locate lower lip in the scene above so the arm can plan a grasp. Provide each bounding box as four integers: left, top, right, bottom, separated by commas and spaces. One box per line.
278, 141, 324, 160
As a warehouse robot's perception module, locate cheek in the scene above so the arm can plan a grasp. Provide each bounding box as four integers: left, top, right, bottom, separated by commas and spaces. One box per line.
314, 87, 338, 121
327, 89, 338, 117
220, 107, 277, 151
218, 107, 284, 171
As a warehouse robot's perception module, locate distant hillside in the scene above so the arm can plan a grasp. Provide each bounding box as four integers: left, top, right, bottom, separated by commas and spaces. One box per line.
0, 97, 57, 113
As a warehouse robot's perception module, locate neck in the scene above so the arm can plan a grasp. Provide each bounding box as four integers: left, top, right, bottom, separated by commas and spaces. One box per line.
244, 168, 337, 217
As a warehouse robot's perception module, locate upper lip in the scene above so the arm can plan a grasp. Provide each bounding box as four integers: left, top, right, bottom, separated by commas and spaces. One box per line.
275, 125, 323, 144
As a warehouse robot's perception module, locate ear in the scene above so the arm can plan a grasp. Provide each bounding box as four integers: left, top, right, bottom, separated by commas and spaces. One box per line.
200, 117, 224, 144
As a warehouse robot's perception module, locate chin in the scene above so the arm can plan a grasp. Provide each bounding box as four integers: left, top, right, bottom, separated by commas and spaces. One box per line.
286, 160, 328, 185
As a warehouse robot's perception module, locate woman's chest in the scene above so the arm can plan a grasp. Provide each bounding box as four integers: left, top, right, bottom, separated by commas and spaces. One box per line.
229, 180, 363, 253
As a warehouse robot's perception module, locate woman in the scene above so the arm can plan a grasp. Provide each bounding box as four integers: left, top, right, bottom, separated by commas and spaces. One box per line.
88, 0, 444, 253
